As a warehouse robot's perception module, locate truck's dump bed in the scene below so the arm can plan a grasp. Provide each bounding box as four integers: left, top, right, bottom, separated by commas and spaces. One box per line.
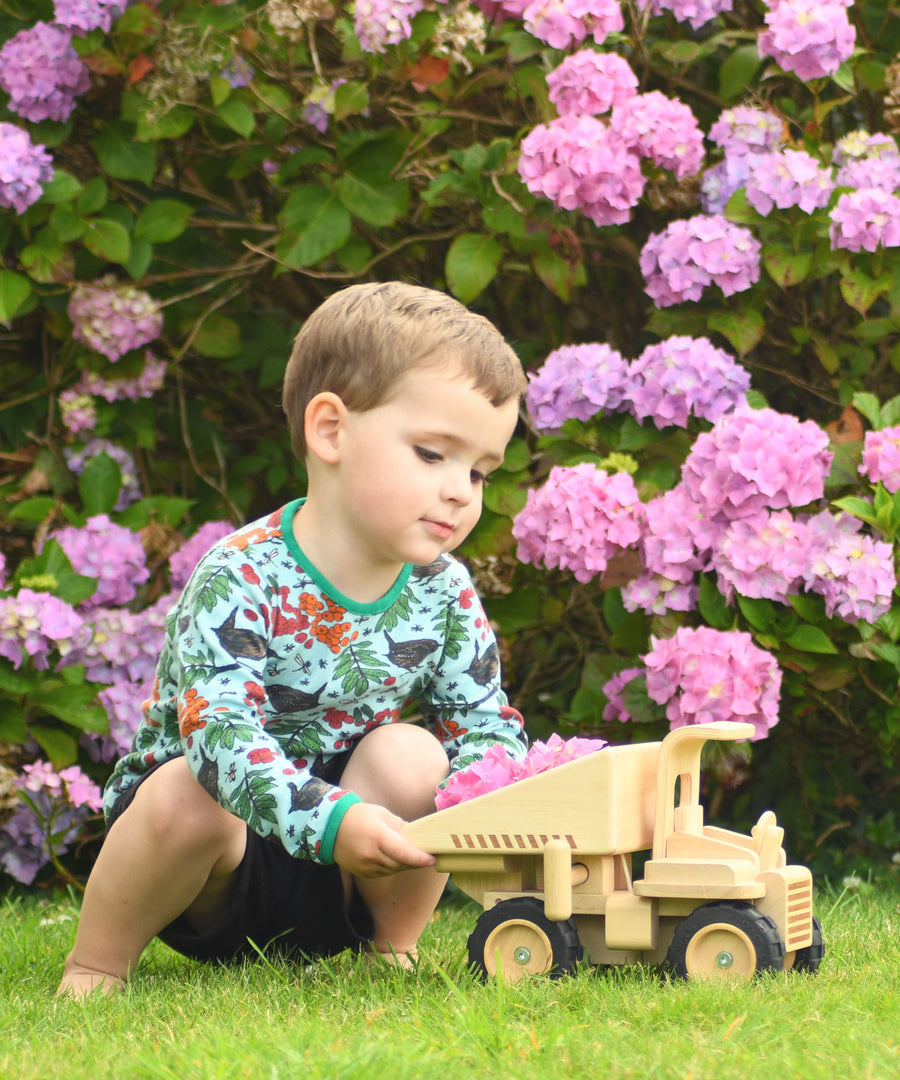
404, 740, 661, 856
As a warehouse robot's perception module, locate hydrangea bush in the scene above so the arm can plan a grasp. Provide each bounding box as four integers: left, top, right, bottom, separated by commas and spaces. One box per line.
3, 0, 900, 883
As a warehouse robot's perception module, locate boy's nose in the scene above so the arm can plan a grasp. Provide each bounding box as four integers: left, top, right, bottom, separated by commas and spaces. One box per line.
442, 468, 474, 506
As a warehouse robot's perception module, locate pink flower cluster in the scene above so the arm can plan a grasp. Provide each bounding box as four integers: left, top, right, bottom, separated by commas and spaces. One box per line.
803, 512, 896, 623
628, 336, 749, 429
640, 214, 761, 307
50, 514, 150, 608
0, 589, 90, 670
643, 0, 733, 30
59, 391, 98, 436
68, 277, 164, 362
745, 149, 833, 216
546, 50, 638, 118
833, 129, 900, 193
513, 463, 643, 583
0, 123, 54, 215
712, 509, 811, 603
54, 0, 124, 33
682, 407, 832, 520
435, 733, 605, 809
64, 439, 142, 509
758, 0, 855, 82
518, 115, 645, 227
523, 0, 624, 49
829, 189, 900, 252
860, 426, 900, 493
611, 92, 705, 181
75, 595, 172, 686
525, 342, 630, 432
0, 22, 91, 123
601, 666, 642, 722
702, 106, 784, 213
169, 520, 235, 590
75, 353, 167, 402
353, 0, 425, 52
643, 627, 782, 740
19, 759, 103, 813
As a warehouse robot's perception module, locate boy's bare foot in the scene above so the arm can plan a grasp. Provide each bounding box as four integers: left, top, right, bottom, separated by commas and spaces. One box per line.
363, 944, 418, 971
57, 960, 125, 999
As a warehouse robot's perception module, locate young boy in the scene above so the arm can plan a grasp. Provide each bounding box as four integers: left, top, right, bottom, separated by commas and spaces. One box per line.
58, 281, 528, 996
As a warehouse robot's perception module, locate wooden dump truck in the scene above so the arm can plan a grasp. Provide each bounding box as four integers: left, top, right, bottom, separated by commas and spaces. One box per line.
403, 720, 824, 981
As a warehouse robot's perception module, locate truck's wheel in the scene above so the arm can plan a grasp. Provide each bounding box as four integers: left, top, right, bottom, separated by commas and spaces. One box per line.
467, 897, 582, 981
667, 901, 785, 981
784, 916, 825, 973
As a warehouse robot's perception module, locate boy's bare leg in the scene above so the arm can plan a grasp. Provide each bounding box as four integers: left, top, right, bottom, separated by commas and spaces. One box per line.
338, 723, 449, 966
58, 758, 247, 998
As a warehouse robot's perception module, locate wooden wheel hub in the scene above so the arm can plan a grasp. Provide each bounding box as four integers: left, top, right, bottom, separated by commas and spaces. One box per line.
483, 919, 554, 979
684, 922, 756, 980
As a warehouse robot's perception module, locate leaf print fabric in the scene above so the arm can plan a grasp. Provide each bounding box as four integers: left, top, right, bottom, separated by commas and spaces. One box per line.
104, 499, 527, 864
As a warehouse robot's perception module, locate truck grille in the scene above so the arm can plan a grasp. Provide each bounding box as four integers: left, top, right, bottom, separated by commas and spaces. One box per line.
785, 877, 813, 951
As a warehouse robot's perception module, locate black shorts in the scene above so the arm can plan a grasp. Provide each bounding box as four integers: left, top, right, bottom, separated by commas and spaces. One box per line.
106, 754, 374, 965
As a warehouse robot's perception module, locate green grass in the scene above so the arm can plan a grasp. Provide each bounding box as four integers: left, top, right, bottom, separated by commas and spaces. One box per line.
1, 885, 898, 1080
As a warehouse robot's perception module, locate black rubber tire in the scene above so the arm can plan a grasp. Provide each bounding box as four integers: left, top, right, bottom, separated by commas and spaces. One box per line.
667, 901, 786, 981
467, 897, 582, 981
790, 916, 825, 973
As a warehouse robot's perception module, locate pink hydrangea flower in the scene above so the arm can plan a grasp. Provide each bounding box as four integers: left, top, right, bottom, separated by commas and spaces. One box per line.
523, 0, 624, 49
169, 520, 236, 590
50, 514, 150, 608
518, 114, 645, 227
354, 0, 424, 51
859, 426, 900, 493
75, 593, 174, 685
712, 509, 811, 603
611, 91, 705, 180
640, 214, 761, 307
643, 0, 733, 29
547, 50, 638, 117
0, 22, 91, 122
745, 149, 833, 216
68, 277, 163, 362
835, 157, 900, 194
602, 667, 643, 722
700, 155, 756, 214
74, 353, 167, 402
622, 573, 698, 614
643, 627, 781, 740
0, 589, 90, 670
525, 342, 630, 432
830, 189, 900, 252
682, 407, 832, 520
832, 131, 900, 168
636, 485, 707, 585
709, 106, 785, 158
0, 122, 54, 215
513, 464, 643, 584
802, 511, 896, 623
626, 335, 749, 429
54, 0, 125, 33
58, 390, 98, 435
758, 0, 855, 82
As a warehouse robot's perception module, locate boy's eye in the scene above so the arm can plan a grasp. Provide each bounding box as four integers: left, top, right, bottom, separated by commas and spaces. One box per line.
415, 446, 442, 464
471, 470, 488, 486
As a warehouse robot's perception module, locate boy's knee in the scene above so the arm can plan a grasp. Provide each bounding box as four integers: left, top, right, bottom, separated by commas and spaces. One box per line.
127, 757, 240, 846
347, 723, 450, 817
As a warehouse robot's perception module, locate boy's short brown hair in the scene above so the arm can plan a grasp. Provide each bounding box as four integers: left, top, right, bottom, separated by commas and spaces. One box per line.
282, 281, 526, 459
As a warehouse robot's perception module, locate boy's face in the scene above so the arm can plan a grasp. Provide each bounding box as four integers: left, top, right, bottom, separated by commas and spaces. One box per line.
331, 359, 519, 573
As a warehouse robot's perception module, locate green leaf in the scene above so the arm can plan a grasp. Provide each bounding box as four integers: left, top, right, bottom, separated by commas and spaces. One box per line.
335, 172, 411, 228
763, 247, 813, 288
445, 233, 502, 304
840, 269, 892, 315
94, 123, 157, 184
192, 314, 242, 359
216, 98, 255, 137
20, 227, 69, 284
0, 700, 27, 744
277, 186, 352, 267
209, 75, 232, 106
0, 270, 32, 326
832, 495, 879, 529
333, 81, 370, 121
82, 218, 131, 265
29, 684, 109, 732
698, 574, 733, 630
76, 177, 108, 216
135, 199, 194, 243
14, 539, 97, 607
852, 392, 883, 429
126, 237, 154, 281
0, 665, 39, 695
783, 625, 839, 654
737, 595, 777, 633
40, 169, 83, 204
29, 724, 79, 768
7, 496, 57, 523
708, 308, 765, 356
79, 451, 123, 516
532, 247, 586, 303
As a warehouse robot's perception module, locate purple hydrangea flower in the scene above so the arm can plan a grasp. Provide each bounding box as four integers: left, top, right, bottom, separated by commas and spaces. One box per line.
523, 0, 624, 49
626, 335, 750, 430
169, 521, 236, 590
513, 464, 643, 584
758, 0, 855, 82
546, 50, 638, 117
640, 214, 761, 307
700, 155, 756, 214
75, 592, 174, 685
681, 407, 833, 519
708, 106, 785, 158
832, 131, 900, 168
622, 572, 699, 614
643, 626, 781, 739
50, 514, 149, 608
830, 189, 900, 252
53, 0, 125, 33
518, 114, 645, 227
642, 0, 733, 29
0, 589, 90, 670
525, 342, 630, 432
0, 123, 54, 215
354, 0, 424, 52
88, 680, 151, 762
745, 149, 833, 216
74, 353, 166, 403
601, 666, 643, 722
64, 439, 142, 509
859, 426, 900, 493
0, 23, 91, 123
712, 509, 810, 603
68, 277, 163, 362
611, 91, 705, 181
58, 390, 98, 435
802, 511, 896, 623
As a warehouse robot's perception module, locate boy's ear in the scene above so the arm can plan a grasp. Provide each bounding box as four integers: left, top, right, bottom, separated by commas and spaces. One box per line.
304, 392, 346, 464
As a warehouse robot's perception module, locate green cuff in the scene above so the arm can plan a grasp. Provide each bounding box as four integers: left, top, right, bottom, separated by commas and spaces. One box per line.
319, 792, 362, 864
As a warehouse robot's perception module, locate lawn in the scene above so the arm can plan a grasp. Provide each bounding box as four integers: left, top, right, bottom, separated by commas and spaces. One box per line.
1, 882, 897, 1080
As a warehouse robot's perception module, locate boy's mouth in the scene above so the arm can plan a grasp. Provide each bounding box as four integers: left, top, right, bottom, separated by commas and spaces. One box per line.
422, 519, 454, 540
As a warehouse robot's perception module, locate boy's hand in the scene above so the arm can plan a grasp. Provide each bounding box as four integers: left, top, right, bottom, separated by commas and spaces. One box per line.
333, 802, 436, 878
